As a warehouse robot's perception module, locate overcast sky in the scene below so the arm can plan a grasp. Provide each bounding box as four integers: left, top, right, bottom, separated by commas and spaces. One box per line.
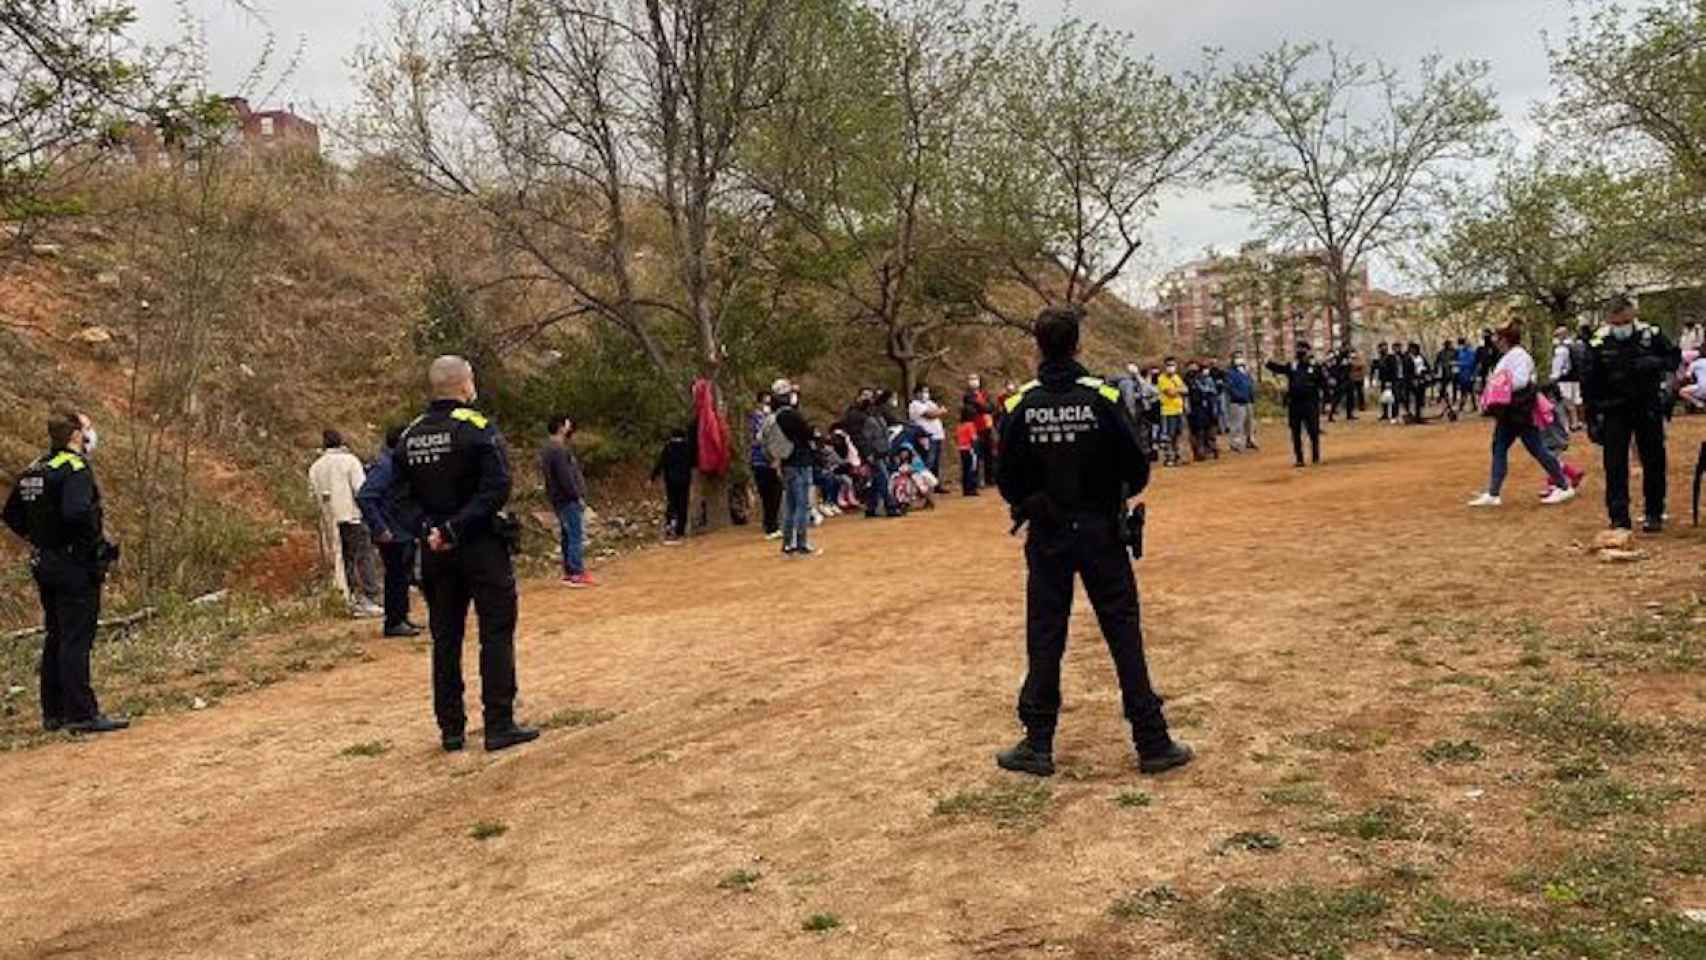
137, 0, 1582, 301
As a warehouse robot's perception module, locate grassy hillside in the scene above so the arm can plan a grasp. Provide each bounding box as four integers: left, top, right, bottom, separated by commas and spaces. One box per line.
0, 163, 1166, 627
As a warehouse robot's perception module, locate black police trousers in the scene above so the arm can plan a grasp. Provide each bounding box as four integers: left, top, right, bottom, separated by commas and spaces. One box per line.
1288, 401, 1321, 465
421, 535, 518, 735
1020, 514, 1169, 755
377, 539, 415, 629
1600, 406, 1667, 529
33, 552, 102, 725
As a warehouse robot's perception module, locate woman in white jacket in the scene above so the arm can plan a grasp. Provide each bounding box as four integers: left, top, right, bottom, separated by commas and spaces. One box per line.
1468, 325, 1578, 508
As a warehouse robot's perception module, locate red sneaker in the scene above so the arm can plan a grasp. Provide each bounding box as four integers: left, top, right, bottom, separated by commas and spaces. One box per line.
565, 574, 598, 589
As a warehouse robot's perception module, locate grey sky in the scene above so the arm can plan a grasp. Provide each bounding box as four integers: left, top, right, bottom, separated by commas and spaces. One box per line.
138, 0, 1581, 301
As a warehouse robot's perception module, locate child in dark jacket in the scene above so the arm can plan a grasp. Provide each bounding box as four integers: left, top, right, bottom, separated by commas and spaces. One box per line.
651, 427, 696, 543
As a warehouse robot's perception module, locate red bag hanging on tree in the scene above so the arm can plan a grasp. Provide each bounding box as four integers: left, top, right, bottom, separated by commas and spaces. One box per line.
693, 378, 731, 475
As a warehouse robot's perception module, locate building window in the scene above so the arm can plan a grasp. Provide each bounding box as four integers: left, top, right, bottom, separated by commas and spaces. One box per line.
260, 117, 275, 137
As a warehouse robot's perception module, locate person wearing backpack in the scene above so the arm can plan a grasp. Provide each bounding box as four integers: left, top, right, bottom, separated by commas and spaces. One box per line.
749, 390, 784, 542
1550, 325, 1583, 433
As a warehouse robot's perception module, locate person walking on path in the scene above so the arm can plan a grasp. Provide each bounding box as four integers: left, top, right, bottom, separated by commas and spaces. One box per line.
748, 391, 783, 542
1581, 296, 1680, 532
1467, 324, 1580, 509
541, 414, 596, 588
309, 430, 383, 618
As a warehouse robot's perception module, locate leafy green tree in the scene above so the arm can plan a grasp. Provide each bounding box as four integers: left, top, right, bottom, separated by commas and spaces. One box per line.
1228, 42, 1499, 349
958, 17, 1241, 317
1429, 153, 1641, 325
749, 0, 1020, 396
1549, 0, 1706, 277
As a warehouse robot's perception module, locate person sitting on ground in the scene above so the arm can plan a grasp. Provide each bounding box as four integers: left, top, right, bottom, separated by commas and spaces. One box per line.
1467, 323, 1580, 509
1679, 350, 1706, 413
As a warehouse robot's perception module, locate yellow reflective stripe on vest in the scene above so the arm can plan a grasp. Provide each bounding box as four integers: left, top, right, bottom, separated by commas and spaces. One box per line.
450, 408, 489, 429
1076, 376, 1122, 405
1004, 380, 1040, 413
46, 452, 86, 471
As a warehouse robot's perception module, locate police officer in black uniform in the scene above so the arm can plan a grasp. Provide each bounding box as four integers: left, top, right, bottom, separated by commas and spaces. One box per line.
3, 410, 128, 734
391, 356, 538, 752
1581, 296, 1680, 532
994, 307, 1193, 778
1266, 341, 1329, 467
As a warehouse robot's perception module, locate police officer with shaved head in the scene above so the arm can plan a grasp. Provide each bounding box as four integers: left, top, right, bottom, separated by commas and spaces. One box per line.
3, 409, 127, 734
994, 307, 1192, 778
391, 356, 538, 752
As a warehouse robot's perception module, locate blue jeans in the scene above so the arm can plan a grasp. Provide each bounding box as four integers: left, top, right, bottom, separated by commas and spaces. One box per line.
1488, 421, 1565, 497
556, 501, 585, 576
782, 464, 814, 550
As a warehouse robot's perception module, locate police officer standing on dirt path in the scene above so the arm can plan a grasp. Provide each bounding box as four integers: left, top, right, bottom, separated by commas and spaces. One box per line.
1581, 296, 1680, 533
1266, 341, 1329, 468
994, 306, 1193, 779
2, 409, 128, 734
391, 356, 538, 753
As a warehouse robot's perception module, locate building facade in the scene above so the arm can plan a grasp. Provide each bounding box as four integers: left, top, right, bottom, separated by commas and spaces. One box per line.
1151, 244, 1373, 360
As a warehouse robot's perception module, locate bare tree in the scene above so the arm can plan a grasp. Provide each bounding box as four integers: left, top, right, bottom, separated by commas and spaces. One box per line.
352, 0, 801, 393
1229, 42, 1499, 349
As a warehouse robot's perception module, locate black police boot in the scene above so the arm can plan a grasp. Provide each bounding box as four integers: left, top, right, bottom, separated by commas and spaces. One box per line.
484, 724, 540, 752
1138, 741, 1195, 775
42, 716, 64, 733
1643, 516, 1664, 534
66, 714, 130, 734
995, 739, 1056, 777
442, 731, 466, 752
384, 622, 421, 638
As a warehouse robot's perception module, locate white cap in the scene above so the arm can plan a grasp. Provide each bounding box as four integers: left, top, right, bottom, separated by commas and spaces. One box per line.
771, 378, 792, 396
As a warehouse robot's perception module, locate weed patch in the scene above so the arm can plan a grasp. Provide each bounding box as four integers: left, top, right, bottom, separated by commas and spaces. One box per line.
1262, 781, 1330, 808
339, 740, 390, 758
1194, 885, 1388, 960
469, 820, 508, 841
1406, 896, 1541, 955
1111, 789, 1152, 809
1217, 831, 1284, 854
1109, 884, 1182, 921
1421, 739, 1485, 764
1489, 679, 1657, 758
1540, 778, 1686, 825
540, 707, 618, 731
802, 913, 840, 933
933, 782, 1051, 830
718, 869, 761, 892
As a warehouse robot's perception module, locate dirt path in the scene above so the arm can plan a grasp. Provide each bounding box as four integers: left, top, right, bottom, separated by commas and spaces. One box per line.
4, 416, 1705, 960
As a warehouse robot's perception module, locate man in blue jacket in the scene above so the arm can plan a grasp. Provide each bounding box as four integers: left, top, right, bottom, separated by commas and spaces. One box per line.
1224, 354, 1258, 452
357, 426, 421, 638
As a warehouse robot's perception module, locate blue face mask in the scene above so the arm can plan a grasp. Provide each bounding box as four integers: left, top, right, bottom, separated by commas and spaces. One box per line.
1610, 324, 1636, 341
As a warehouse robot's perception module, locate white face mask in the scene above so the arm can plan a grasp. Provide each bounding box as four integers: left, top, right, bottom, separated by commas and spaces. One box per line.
81, 427, 98, 453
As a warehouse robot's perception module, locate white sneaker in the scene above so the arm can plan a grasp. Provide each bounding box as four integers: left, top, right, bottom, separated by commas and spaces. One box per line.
1541, 486, 1577, 505
764, 530, 783, 541
1466, 493, 1501, 508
